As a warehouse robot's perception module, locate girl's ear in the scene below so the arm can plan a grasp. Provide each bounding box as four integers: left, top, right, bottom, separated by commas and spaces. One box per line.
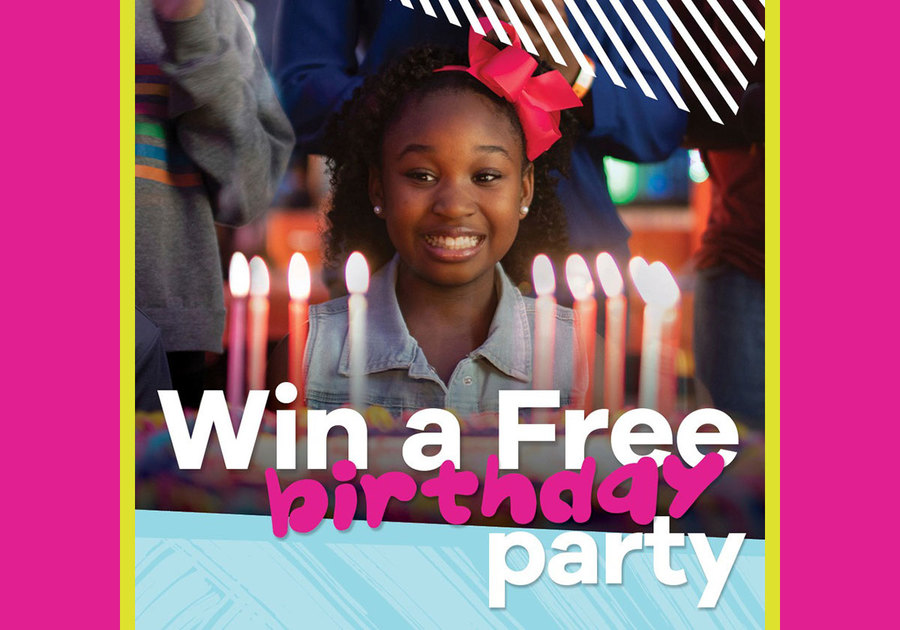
519, 162, 535, 219
368, 165, 384, 210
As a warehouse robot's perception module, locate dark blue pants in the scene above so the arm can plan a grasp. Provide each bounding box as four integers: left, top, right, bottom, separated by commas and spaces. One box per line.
693, 264, 765, 429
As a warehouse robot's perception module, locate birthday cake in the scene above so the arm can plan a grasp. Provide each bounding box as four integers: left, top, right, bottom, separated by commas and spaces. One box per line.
135, 405, 763, 537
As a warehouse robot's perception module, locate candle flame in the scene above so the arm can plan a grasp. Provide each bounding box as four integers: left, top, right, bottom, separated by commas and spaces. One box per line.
228, 252, 250, 298
249, 256, 270, 297
628, 256, 650, 290
345, 251, 370, 294
649, 261, 681, 307
631, 259, 679, 308
288, 252, 311, 301
595, 252, 623, 297
565, 254, 594, 301
532, 254, 556, 296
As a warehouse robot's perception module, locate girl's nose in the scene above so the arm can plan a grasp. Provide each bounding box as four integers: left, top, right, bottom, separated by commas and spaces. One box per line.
432, 180, 476, 218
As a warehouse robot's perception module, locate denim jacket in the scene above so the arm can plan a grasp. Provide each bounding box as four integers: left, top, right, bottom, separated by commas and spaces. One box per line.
304, 256, 586, 417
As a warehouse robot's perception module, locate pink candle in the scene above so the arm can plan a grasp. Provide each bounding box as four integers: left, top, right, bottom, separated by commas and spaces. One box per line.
345, 252, 369, 411
226, 252, 249, 407
247, 256, 270, 391
596, 252, 626, 414
532, 255, 557, 391
565, 254, 597, 409
288, 253, 311, 407
650, 261, 681, 418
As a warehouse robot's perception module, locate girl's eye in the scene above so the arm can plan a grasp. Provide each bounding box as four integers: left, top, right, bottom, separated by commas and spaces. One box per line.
405, 170, 436, 183
474, 171, 502, 184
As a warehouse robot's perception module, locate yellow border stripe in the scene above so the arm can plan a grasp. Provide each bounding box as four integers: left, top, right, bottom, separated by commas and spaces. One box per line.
121, 0, 136, 626
765, 1, 780, 627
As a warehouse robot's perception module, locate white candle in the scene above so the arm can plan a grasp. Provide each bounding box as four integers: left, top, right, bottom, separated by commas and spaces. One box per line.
247, 256, 270, 391
345, 252, 369, 411
532, 255, 557, 391
631, 258, 679, 412
288, 253, 311, 407
596, 252, 626, 414
565, 254, 596, 409
226, 252, 250, 407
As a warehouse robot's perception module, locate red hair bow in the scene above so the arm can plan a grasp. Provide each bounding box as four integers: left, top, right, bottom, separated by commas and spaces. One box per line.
436, 18, 582, 161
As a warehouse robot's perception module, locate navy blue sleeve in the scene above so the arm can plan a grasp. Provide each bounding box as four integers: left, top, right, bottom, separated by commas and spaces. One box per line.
570, 0, 686, 162
275, 0, 365, 154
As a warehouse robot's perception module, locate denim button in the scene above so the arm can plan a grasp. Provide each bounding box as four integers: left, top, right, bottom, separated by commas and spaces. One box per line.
463, 376, 473, 386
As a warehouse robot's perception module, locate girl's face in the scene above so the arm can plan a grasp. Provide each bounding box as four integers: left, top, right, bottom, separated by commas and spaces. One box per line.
370, 88, 534, 289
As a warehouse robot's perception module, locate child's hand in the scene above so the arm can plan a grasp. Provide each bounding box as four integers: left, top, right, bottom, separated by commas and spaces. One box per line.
152, 0, 205, 21
487, 0, 582, 85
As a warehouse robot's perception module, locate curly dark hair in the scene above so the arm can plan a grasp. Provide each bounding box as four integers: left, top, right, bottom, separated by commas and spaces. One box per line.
322, 45, 575, 284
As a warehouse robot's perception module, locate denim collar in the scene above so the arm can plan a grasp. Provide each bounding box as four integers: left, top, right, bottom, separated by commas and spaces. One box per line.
337, 255, 532, 382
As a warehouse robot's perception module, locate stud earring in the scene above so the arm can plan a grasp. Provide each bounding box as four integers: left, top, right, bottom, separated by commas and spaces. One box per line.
519, 206, 529, 217
373, 205, 383, 216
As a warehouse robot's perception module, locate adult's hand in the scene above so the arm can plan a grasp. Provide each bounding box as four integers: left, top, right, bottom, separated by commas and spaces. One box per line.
488, 0, 581, 85
152, 0, 205, 21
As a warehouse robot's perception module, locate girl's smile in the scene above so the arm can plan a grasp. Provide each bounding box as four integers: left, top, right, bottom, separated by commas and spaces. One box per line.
421, 227, 485, 261
370, 88, 534, 290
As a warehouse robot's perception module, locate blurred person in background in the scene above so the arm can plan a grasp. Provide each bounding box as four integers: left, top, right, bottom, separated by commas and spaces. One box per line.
136, 0, 294, 408
675, 0, 765, 428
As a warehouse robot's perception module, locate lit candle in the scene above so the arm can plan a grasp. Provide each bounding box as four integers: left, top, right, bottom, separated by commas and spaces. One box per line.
226, 252, 250, 407
596, 252, 626, 414
345, 252, 369, 411
565, 254, 596, 409
532, 255, 557, 391
288, 253, 311, 407
649, 261, 681, 417
630, 258, 679, 412
247, 256, 270, 391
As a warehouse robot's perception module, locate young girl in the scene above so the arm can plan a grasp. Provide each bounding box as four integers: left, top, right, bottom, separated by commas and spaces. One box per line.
303, 27, 586, 417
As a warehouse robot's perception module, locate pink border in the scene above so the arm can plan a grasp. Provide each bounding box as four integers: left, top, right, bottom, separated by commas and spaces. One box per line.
781, 3, 896, 626
7, 1, 893, 625
4, 5, 119, 625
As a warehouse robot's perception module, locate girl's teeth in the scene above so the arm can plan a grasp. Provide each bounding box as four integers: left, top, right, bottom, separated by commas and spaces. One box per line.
425, 235, 481, 250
